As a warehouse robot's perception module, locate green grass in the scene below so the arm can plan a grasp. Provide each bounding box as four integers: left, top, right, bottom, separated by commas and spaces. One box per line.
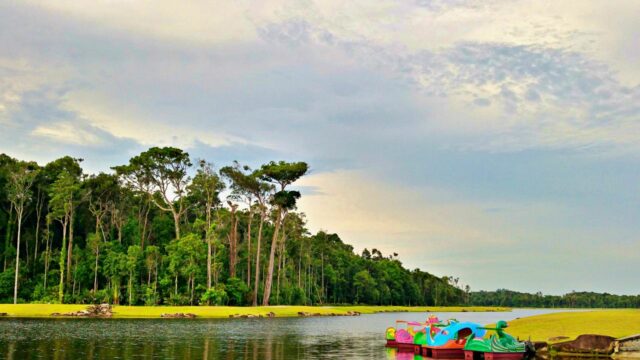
505, 309, 640, 342
0, 304, 506, 318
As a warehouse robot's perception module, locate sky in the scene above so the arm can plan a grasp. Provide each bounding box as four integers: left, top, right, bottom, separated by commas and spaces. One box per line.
1, 0, 639, 295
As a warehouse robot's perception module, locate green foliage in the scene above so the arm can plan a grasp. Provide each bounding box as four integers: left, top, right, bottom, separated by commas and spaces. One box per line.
200, 285, 228, 305
225, 277, 249, 305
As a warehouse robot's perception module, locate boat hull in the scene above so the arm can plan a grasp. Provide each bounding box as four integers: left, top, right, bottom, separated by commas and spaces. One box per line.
464, 350, 525, 360
397, 342, 416, 352
484, 352, 525, 360
423, 346, 466, 359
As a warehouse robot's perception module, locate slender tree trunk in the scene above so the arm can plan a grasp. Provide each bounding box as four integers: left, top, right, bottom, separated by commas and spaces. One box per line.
246, 208, 253, 288
228, 204, 238, 278
34, 190, 43, 268
276, 247, 281, 304
13, 211, 23, 304
58, 217, 68, 303
66, 206, 74, 284
206, 206, 212, 290
262, 208, 282, 306
43, 221, 50, 290
252, 213, 265, 306
173, 212, 181, 240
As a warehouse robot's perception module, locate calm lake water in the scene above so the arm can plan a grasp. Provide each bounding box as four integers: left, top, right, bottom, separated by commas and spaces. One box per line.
0, 309, 575, 359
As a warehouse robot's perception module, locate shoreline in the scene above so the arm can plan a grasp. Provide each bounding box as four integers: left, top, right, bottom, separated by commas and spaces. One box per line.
0, 304, 507, 319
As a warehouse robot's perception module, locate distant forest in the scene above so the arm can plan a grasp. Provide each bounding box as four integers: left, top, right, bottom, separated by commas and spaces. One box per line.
0, 149, 637, 308
470, 290, 640, 308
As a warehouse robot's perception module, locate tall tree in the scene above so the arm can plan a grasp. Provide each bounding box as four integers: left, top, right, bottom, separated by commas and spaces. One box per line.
7, 161, 38, 303
188, 160, 224, 290
114, 147, 192, 240
259, 161, 308, 305
47, 171, 80, 303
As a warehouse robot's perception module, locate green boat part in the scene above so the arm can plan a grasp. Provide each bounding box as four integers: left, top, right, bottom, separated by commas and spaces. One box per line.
464, 320, 526, 353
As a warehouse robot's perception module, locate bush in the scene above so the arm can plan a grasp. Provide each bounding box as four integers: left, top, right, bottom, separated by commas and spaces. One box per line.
225, 277, 249, 305
200, 285, 227, 305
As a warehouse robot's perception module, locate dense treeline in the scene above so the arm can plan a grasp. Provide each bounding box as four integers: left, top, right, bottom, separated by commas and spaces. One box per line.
470, 290, 640, 308
0, 148, 466, 306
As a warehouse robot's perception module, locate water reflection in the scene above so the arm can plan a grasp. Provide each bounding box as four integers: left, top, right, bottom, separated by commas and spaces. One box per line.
0, 309, 583, 360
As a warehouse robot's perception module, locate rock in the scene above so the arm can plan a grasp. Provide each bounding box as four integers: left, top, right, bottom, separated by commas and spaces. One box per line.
533, 341, 549, 351
549, 336, 570, 341
267, 312, 276, 318
552, 334, 616, 355
50, 304, 113, 318
161, 313, 196, 318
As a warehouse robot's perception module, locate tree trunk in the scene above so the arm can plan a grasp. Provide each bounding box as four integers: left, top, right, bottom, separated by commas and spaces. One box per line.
246, 208, 253, 288
44, 221, 50, 290
13, 211, 22, 304
252, 214, 265, 306
262, 208, 282, 306
228, 204, 238, 278
173, 211, 181, 240
206, 205, 212, 290
58, 217, 68, 303
66, 206, 74, 284
33, 190, 44, 268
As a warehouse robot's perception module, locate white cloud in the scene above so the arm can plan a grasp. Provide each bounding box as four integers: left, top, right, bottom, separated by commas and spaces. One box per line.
32, 121, 104, 146
22, 0, 259, 45
62, 90, 252, 150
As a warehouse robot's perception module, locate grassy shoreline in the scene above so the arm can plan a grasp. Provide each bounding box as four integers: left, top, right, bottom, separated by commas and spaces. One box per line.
0, 304, 506, 318
505, 309, 640, 342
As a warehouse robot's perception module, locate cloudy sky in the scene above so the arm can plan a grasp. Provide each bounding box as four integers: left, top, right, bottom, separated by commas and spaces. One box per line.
1, 0, 639, 295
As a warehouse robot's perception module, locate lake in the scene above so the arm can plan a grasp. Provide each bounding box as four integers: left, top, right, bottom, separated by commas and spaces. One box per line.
0, 309, 570, 359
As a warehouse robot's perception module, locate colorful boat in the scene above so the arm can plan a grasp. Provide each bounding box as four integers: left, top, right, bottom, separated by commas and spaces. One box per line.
419, 318, 487, 358
386, 320, 429, 353
463, 320, 527, 360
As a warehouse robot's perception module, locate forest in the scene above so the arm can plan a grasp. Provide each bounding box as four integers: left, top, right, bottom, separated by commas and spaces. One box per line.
0, 148, 465, 306
1, 148, 637, 308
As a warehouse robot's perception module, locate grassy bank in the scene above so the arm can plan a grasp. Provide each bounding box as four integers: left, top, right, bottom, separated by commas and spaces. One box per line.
506, 309, 640, 342
0, 304, 506, 318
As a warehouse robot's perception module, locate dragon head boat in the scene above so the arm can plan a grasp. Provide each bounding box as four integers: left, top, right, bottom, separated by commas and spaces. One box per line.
463, 320, 528, 360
